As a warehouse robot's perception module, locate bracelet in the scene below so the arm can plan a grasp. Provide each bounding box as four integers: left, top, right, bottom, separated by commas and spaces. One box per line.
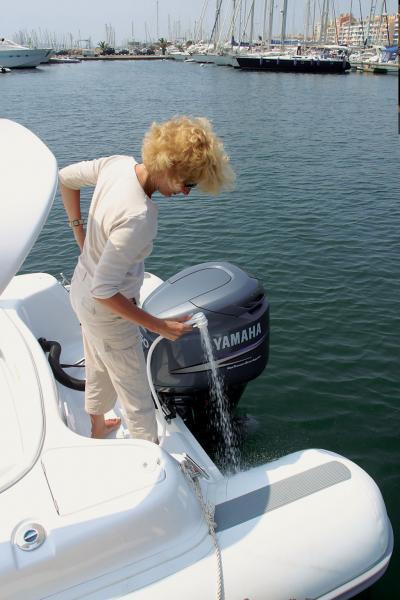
69, 218, 85, 228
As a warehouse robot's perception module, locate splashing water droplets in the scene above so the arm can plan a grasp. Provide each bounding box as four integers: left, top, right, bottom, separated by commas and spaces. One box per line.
191, 314, 240, 473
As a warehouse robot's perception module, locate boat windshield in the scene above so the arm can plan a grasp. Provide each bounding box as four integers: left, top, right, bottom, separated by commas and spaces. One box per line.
0, 313, 44, 493
0, 37, 27, 49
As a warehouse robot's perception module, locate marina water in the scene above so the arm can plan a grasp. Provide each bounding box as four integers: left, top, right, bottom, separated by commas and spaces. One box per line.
1, 60, 398, 598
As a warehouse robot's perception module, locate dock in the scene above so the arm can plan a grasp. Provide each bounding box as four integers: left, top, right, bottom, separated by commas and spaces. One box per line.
79, 55, 169, 62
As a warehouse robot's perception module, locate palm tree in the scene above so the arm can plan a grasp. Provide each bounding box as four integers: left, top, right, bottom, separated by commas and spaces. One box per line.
97, 41, 110, 55
158, 37, 168, 55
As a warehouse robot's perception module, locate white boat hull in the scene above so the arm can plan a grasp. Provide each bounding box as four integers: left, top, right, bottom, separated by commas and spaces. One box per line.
0, 47, 52, 68
0, 271, 393, 600
210, 53, 237, 67
0, 120, 394, 600
358, 61, 398, 74
168, 52, 190, 61
190, 53, 216, 64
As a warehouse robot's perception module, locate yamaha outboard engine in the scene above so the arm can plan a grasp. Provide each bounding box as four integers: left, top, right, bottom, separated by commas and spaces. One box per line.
141, 262, 269, 430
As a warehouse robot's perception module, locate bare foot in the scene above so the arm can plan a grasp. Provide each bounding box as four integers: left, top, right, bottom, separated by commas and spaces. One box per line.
90, 416, 121, 439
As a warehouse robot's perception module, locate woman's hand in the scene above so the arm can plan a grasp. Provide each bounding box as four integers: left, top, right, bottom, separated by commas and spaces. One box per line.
157, 318, 192, 341
95, 295, 192, 341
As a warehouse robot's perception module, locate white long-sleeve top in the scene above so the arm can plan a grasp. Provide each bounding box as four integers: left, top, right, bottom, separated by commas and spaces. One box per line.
59, 155, 158, 300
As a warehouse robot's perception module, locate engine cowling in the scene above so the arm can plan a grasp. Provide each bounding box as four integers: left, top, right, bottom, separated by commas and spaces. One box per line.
141, 262, 269, 427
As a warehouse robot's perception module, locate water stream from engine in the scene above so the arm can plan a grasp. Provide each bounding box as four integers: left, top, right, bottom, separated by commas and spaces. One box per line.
196, 321, 241, 474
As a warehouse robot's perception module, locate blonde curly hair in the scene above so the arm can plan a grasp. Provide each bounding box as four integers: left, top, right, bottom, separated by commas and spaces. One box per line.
142, 116, 235, 195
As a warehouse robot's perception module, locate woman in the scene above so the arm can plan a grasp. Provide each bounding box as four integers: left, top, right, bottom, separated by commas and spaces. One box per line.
60, 116, 235, 442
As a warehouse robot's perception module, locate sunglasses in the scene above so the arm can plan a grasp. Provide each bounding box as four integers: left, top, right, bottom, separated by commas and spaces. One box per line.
184, 182, 197, 189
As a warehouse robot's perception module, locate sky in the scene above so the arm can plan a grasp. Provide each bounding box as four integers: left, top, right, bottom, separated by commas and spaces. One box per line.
4, 1, 398, 46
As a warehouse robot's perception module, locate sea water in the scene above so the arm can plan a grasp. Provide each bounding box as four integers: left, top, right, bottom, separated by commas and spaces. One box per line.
2, 60, 398, 599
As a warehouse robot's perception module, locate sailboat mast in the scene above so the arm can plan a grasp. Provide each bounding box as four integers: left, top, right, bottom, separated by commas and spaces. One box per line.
156, 0, 159, 39
383, 0, 391, 45
347, 0, 353, 46
249, 0, 255, 48
194, 0, 209, 43
262, 0, 268, 46
227, 0, 239, 46
305, 0, 311, 41
364, 0, 377, 47
267, 0, 275, 48
377, 0, 385, 45
231, 0, 237, 44
358, 0, 365, 46
215, 0, 219, 45
280, 0, 288, 48
209, 0, 223, 47
319, 0, 330, 43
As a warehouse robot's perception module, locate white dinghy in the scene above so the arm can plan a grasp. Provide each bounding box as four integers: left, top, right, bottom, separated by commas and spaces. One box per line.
0, 119, 393, 600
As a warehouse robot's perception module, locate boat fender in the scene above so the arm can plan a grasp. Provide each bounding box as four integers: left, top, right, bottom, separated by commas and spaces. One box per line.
38, 338, 85, 391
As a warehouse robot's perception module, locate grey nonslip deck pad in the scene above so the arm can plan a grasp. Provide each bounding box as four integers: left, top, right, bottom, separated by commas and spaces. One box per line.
215, 460, 351, 532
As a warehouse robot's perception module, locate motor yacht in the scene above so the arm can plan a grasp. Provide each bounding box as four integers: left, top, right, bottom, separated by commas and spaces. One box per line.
0, 37, 52, 68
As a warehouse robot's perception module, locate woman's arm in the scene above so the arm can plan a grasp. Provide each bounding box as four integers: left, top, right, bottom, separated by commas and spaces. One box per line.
60, 182, 86, 252
96, 294, 192, 341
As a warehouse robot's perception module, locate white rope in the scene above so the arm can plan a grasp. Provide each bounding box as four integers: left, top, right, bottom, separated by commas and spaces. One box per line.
181, 461, 224, 600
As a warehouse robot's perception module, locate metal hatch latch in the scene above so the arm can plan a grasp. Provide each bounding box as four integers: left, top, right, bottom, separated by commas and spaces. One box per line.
13, 521, 46, 551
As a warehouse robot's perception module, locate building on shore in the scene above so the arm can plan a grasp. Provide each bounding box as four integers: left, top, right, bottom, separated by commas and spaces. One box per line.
315, 12, 398, 47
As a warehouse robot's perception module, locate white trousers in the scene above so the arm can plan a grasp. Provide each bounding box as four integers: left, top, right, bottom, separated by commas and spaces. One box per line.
69, 268, 158, 443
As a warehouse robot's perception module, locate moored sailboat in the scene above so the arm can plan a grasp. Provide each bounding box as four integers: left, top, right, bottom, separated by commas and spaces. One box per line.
236, 52, 351, 73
